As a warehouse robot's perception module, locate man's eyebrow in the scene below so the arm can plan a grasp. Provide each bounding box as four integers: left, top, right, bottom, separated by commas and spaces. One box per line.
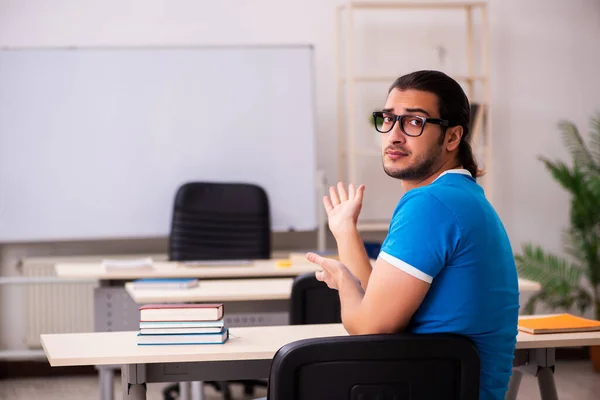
381, 108, 394, 113
404, 107, 431, 117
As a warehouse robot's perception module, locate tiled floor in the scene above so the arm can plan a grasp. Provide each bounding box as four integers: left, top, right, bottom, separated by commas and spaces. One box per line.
0, 361, 599, 399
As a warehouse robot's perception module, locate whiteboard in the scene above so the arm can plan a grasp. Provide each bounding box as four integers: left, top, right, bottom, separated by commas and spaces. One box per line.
0, 46, 317, 242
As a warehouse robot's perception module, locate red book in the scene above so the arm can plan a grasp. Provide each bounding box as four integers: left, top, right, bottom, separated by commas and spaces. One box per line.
139, 303, 224, 322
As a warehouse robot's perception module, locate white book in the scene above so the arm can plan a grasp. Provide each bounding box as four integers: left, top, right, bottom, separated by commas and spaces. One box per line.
140, 327, 224, 335
139, 320, 225, 329
139, 303, 224, 322
137, 328, 229, 345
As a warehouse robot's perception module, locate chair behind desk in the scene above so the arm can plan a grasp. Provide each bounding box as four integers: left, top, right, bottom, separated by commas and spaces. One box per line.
290, 273, 341, 325
168, 181, 271, 261
267, 334, 480, 400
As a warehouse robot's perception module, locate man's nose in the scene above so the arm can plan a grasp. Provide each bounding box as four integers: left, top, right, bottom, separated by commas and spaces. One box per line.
387, 121, 406, 144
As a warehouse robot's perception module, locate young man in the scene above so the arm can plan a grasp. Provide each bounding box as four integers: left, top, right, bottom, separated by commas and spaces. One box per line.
306, 70, 519, 400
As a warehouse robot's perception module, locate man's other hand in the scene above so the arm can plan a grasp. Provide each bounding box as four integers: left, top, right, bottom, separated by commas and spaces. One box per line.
323, 182, 365, 238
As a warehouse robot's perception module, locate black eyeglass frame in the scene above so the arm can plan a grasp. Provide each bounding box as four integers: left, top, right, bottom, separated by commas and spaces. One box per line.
372, 111, 452, 137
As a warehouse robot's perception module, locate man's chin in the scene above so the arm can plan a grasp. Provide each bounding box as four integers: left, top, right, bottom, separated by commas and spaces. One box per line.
383, 166, 408, 180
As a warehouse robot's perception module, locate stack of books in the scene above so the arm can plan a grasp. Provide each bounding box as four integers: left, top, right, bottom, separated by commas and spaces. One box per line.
137, 303, 228, 345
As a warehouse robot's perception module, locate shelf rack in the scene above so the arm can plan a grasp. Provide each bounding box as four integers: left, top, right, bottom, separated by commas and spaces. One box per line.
335, 1, 491, 231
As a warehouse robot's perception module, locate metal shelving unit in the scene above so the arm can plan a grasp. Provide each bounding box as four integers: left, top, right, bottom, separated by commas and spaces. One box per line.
335, 1, 491, 231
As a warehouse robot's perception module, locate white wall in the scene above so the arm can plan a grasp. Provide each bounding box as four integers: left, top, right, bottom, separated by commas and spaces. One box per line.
490, 0, 600, 253
1, 0, 599, 351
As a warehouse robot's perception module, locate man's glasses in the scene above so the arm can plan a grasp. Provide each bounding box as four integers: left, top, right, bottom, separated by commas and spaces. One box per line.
372, 111, 451, 137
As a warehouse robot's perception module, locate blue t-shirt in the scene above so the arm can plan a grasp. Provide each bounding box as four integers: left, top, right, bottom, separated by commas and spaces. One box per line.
379, 169, 519, 400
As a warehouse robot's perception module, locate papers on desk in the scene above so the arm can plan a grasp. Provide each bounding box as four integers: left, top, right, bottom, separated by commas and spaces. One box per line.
102, 257, 154, 272
180, 259, 253, 267
132, 278, 198, 289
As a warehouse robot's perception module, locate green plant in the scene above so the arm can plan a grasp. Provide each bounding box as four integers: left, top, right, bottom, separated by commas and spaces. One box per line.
515, 112, 600, 319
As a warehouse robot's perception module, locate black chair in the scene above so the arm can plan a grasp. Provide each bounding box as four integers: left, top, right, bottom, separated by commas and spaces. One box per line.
163, 181, 270, 400
266, 333, 480, 400
289, 272, 341, 325
168, 181, 270, 261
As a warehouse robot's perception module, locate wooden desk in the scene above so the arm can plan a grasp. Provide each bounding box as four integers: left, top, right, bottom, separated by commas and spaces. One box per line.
56, 259, 320, 400
126, 277, 541, 304
55, 260, 542, 292
59, 258, 541, 400
125, 278, 293, 303
42, 324, 344, 368
518, 278, 542, 292
55, 259, 321, 280
41, 322, 600, 400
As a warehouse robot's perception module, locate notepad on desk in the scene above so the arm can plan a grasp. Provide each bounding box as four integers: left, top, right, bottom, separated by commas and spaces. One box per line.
518, 313, 600, 334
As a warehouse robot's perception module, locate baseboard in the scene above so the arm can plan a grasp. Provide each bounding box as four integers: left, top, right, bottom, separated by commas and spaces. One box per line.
0, 361, 97, 379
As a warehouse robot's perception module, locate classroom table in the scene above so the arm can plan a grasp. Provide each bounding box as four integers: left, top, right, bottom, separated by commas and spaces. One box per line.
55, 259, 322, 281
125, 277, 541, 334
56, 258, 542, 400
55, 259, 321, 400
124, 276, 543, 400
125, 278, 293, 303
41, 320, 600, 400
126, 276, 541, 303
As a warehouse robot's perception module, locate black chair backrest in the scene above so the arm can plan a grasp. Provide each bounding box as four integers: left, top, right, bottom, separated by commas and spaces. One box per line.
289, 273, 341, 325
168, 182, 271, 261
267, 333, 480, 400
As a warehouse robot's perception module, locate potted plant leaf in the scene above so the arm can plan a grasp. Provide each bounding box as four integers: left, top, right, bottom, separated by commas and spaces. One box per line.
515, 112, 600, 370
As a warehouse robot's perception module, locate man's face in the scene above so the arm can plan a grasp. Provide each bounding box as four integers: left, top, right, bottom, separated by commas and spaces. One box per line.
381, 88, 445, 181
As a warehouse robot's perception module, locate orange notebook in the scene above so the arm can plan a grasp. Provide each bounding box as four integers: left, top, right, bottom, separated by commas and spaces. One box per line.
518, 313, 600, 334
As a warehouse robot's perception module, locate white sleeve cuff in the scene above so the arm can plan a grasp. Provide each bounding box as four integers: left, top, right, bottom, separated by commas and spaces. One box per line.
378, 251, 433, 284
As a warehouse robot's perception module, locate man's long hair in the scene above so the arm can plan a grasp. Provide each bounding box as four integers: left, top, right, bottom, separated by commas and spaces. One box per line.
389, 70, 483, 178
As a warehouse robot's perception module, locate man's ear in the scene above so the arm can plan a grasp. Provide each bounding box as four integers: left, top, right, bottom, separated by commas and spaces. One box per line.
445, 126, 463, 152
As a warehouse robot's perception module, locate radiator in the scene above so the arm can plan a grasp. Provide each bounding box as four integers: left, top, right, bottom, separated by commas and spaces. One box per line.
22, 263, 96, 349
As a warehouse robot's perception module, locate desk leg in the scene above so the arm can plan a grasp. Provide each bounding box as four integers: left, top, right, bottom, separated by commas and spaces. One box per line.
179, 382, 191, 400
124, 384, 146, 400
95, 284, 141, 400
97, 365, 115, 400
191, 381, 204, 400
122, 364, 147, 400
511, 348, 558, 400
505, 369, 522, 400
537, 366, 559, 400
